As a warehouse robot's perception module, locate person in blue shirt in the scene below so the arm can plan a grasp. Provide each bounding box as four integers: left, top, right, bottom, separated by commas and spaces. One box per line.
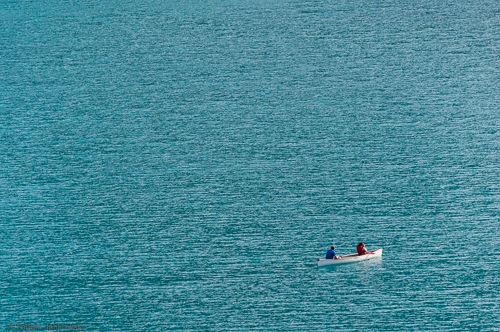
326, 246, 341, 259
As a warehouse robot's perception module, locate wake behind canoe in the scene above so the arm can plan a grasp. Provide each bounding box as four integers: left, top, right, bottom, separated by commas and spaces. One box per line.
317, 248, 383, 266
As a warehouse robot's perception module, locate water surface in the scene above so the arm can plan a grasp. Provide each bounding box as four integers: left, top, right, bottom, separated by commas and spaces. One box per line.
1, 0, 499, 330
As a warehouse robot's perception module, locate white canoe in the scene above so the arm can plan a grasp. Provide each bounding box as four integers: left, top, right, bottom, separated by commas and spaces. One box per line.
317, 248, 383, 266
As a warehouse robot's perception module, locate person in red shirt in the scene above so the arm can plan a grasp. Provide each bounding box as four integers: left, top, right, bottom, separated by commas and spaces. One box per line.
357, 242, 368, 255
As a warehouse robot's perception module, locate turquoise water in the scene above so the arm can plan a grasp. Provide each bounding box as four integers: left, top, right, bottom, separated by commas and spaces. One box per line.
1, 0, 499, 330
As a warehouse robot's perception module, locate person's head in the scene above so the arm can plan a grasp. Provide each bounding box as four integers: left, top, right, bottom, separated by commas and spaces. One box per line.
331, 246, 335, 250
358, 242, 364, 247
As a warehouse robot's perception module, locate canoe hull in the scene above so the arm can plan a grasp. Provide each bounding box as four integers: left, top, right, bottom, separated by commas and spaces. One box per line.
317, 248, 383, 266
